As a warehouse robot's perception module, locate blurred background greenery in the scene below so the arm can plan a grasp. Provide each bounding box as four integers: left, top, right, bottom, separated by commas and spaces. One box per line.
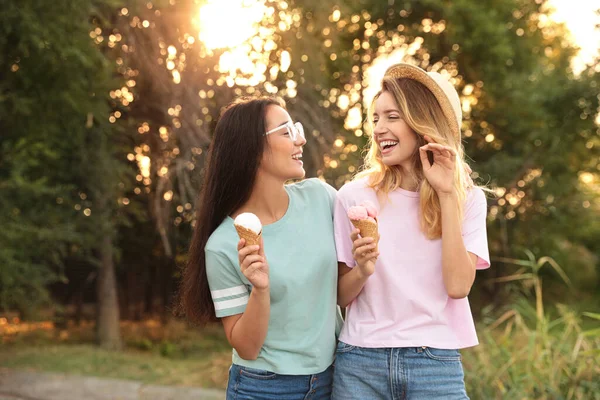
0, 0, 599, 398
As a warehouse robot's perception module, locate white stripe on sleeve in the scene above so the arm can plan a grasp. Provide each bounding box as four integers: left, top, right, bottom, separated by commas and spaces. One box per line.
214, 295, 249, 311
211, 285, 247, 300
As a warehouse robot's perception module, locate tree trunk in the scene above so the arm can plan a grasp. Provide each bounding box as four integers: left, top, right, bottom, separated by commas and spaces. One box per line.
74, 290, 83, 325
96, 235, 122, 350
122, 270, 131, 320
144, 263, 155, 315
161, 259, 174, 324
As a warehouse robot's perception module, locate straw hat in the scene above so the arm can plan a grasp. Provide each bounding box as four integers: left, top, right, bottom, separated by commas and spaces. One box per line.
384, 63, 462, 140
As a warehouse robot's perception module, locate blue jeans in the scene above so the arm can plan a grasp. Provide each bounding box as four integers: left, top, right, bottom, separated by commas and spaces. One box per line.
332, 342, 468, 399
226, 363, 333, 400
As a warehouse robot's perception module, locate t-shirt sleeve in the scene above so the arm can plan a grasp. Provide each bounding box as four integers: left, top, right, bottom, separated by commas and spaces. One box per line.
333, 191, 356, 268
313, 178, 338, 214
462, 188, 490, 270
205, 249, 250, 317
324, 182, 338, 214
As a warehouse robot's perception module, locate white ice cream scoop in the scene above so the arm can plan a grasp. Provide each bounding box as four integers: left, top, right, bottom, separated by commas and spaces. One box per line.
234, 212, 262, 234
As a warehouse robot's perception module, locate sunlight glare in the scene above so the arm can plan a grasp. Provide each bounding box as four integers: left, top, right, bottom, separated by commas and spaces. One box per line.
280, 50, 291, 72
345, 105, 363, 130
139, 156, 151, 178
547, 0, 600, 73
362, 44, 421, 111
198, 0, 267, 50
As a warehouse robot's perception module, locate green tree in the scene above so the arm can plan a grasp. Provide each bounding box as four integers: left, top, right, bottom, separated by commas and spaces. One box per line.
108, 0, 598, 306
0, 0, 134, 348
305, 0, 600, 300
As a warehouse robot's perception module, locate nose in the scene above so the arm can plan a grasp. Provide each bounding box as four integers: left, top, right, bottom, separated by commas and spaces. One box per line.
372, 120, 386, 136
294, 133, 307, 147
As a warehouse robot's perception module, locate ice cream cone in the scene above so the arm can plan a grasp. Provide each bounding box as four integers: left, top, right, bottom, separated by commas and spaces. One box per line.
234, 224, 262, 254
351, 218, 379, 252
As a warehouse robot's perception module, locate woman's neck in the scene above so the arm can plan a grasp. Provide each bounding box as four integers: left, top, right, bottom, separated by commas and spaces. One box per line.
235, 173, 289, 225
399, 175, 418, 191
396, 164, 419, 192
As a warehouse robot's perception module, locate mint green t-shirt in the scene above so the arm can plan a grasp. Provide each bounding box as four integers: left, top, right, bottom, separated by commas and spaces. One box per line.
205, 178, 339, 375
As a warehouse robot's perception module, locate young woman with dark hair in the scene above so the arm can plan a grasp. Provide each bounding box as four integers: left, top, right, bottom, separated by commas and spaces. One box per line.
179, 97, 339, 399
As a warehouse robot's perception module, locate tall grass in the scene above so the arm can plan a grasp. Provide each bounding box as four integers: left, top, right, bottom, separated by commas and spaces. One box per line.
463, 250, 600, 399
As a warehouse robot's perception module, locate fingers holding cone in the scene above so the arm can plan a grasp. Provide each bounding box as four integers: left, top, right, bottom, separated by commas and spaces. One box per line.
351, 219, 379, 252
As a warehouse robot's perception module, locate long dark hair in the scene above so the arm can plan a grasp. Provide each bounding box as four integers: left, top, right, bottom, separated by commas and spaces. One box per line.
179, 96, 284, 325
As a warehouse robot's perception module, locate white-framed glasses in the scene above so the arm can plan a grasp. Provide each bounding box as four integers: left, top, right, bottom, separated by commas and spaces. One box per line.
265, 121, 305, 142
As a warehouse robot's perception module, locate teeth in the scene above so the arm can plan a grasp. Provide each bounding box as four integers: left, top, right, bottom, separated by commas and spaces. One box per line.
380, 140, 398, 147
292, 154, 302, 160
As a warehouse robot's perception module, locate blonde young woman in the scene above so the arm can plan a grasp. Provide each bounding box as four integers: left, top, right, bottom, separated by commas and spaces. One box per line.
332, 64, 490, 399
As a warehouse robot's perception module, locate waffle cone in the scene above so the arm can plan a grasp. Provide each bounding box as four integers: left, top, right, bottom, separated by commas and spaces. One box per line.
351, 219, 379, 252
234, 224, 262, 254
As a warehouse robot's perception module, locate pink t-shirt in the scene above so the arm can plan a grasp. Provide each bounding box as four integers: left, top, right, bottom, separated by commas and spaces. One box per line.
334, 177, 490, 349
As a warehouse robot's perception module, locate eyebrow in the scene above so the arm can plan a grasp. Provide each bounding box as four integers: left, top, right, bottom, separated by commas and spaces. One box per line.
373, 109, 400, 116
266, 120, 291, 134
269, 120, 289, 130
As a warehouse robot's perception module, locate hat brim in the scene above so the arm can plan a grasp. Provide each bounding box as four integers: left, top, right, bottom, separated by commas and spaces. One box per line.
384, 63, 460, 140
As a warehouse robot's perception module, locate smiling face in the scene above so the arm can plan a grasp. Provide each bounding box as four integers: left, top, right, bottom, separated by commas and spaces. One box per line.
372, 91, 420, 170
259, 105, 307, 181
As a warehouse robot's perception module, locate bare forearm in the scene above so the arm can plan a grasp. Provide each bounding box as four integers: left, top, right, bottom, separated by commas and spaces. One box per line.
440, 192, 475, 298
338, 267, 369, 308
230, 287, 270, 359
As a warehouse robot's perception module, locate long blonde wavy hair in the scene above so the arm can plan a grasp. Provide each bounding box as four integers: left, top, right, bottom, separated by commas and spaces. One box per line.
356, 76, 471, 239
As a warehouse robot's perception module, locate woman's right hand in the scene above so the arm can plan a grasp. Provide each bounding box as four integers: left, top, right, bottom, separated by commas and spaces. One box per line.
351, 229, 379, 278
237, 236, 269, 290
